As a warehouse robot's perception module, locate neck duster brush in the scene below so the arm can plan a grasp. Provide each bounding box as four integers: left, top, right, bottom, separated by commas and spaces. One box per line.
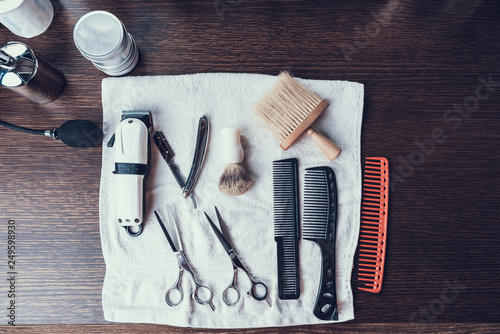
253, 71, 341, 161
218, 127, 253, 196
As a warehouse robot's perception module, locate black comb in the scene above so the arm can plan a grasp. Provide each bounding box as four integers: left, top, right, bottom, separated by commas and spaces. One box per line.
272, 158, 300, 300
303, 166, 338, 321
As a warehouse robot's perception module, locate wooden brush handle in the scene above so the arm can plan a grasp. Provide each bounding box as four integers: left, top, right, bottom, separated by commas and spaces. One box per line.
306, 128, 342, 161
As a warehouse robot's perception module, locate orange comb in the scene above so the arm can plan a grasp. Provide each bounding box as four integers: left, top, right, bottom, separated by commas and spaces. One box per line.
358, 157, 388, 293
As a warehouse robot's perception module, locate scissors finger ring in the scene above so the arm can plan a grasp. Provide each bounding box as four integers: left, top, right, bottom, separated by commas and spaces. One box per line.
222, 267, 240, 306
223, 284, 240, 306
165, 269, 184, 307
249, 280, 268, 301
192, 282, 215, 310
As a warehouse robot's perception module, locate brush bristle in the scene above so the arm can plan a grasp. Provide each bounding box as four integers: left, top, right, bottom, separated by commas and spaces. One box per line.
218, 163, 253, 196
254, 71, 323, 141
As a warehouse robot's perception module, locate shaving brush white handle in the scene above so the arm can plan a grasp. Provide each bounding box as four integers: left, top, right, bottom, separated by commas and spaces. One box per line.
220, 127, 244, 164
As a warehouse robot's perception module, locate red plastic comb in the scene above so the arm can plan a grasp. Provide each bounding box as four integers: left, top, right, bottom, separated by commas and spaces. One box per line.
358, 157, 388, 293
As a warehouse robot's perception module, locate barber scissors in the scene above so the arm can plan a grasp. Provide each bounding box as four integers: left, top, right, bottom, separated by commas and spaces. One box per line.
204, 207, 271, 307
154, 206, 215, 311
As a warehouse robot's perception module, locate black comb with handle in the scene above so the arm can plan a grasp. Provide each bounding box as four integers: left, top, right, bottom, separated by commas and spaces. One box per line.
303, 166, 338, 321
272, 158, 300, 299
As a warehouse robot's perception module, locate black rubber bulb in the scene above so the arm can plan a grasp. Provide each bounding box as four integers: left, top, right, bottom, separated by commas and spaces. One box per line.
56, 120, 103, 148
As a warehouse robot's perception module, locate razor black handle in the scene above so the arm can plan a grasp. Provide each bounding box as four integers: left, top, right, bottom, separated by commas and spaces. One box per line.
312, 238, 338, 321
276, 236, 300, 299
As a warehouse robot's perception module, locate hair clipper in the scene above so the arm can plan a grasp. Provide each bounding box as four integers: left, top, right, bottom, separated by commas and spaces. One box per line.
108, 110, 152, 237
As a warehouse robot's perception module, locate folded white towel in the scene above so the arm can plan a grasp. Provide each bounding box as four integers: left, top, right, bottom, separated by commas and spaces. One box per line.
99, 73, 364, 328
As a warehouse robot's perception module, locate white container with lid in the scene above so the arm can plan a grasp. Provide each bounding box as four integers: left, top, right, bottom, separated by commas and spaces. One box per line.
0, 0, 54, 38
73, 11, 139, 76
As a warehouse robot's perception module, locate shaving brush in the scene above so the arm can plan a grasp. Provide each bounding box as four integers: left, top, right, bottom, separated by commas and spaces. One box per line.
218, 127, 253, 196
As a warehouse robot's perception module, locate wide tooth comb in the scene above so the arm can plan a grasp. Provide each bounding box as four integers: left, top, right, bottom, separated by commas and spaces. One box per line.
273, 158, 300, 299
303, 167, 338, 321
358, 157, 389, 293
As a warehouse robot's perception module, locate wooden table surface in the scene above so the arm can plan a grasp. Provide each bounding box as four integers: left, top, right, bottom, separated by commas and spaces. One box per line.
1, 0, 499, 333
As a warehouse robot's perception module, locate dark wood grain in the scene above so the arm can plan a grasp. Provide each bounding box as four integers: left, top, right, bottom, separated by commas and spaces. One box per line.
2, 323, 500, 334
0, 0, 499, 331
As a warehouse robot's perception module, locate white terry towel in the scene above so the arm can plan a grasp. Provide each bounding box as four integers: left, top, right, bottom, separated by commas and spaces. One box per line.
99, 73, 364, 328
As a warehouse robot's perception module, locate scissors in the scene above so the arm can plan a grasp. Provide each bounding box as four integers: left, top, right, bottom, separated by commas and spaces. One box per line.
204, 207, 272, 307
154, 206, 215, 311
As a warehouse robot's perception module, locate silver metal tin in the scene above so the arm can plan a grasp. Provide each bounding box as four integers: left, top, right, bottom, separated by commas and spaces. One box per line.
0, 41, 65, 104
73, 11, 139, 76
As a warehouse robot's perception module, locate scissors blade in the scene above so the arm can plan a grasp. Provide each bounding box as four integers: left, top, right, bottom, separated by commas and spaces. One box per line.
154, 210, 178, 253
204, 210, 233, 254
165, 205, 183, 251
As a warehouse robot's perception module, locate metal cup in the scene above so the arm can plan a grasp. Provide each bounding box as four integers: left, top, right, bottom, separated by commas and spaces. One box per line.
0, 41, 65, 104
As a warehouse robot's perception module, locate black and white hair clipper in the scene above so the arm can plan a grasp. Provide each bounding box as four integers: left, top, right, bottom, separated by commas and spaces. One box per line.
108, 110, 153, 237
